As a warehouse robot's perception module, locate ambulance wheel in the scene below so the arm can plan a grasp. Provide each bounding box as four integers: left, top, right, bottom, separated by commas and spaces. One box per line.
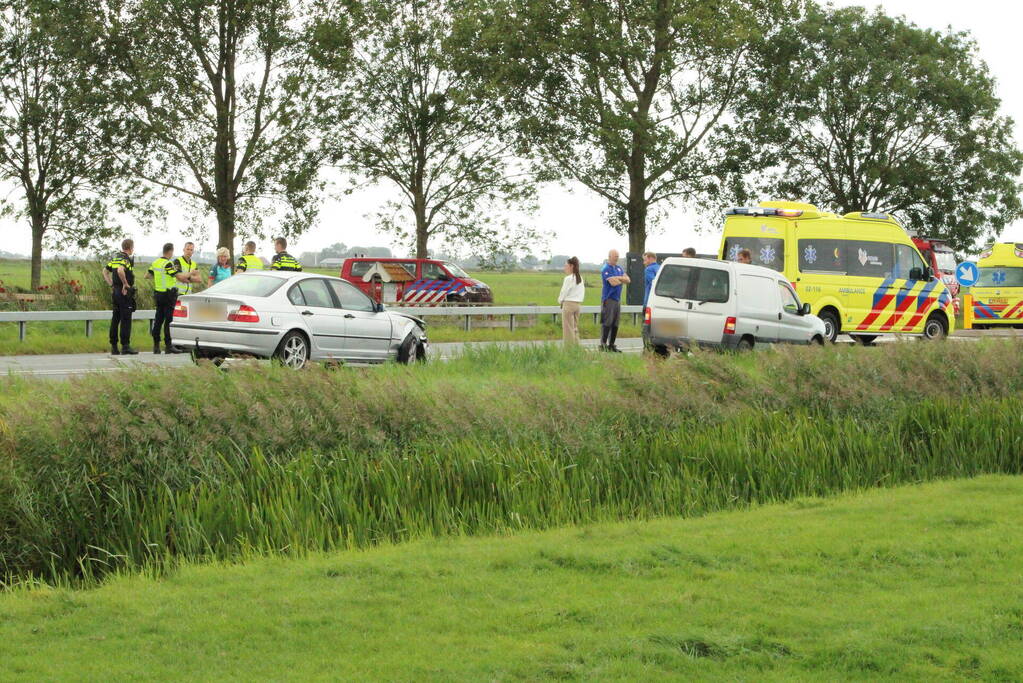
818, 309, 840, 343
923, 314, 948, 341
853, 335, 877, 346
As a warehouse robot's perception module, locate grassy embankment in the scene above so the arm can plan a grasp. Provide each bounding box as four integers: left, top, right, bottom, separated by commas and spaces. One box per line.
2, 476, 1022, 679
3, 340, 1022, 585
0, 259, 634, 354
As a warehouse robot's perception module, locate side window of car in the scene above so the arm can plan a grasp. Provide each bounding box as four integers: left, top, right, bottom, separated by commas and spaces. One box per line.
287, 284, 305, 306
399, 262, 417, 277
422, 262, 447, 280
893, 245, 926, 280
297, 279, 333, 308
846, 241, 894, 278
328, 280, 375, 312
350, 262, 371, 278
778, 282, 800, 314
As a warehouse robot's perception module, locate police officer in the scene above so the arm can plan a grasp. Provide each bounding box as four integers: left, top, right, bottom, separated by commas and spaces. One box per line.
175, 241, 202, 294
103, 238, 138, 355
235, 240, 264, 273
147, 242, 184, 354
270, 237, 302, 272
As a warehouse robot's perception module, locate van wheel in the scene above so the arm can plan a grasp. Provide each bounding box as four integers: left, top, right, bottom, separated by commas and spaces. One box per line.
923, 314, 948, 341
853, 335, 877, 346
818, 310, 840, 343
736, 337, 754, 352
650, 344, 669, 358
273, 331, 309, 369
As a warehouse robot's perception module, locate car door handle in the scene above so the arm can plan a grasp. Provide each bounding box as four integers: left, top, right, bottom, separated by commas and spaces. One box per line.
778, 312, 783, 320
301, 310, 314, 316
344, 314, 355, 319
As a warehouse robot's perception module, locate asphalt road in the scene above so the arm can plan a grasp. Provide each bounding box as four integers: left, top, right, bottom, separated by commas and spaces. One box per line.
0, 337, 646, 381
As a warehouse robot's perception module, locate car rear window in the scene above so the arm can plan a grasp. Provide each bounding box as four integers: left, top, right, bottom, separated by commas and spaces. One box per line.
654, 265, 730, 303
978, 267, 1023, 287
350, 261, 372, 278
204, 275, 285, 297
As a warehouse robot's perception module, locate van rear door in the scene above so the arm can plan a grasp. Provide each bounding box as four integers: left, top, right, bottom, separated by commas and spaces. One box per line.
648, 263, 692, 341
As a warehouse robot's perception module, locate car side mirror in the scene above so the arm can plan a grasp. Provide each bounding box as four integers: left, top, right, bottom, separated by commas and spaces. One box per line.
800, 302, 811, 316
909, 266, 924, 281
375, 302, 385, 313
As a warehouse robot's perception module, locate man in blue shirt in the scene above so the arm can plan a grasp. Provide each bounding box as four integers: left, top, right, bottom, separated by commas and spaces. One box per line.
642, 251, 659, 308
600, 249, 631, 352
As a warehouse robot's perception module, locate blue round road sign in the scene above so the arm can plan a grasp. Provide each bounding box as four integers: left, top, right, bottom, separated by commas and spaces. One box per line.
956, 261, 979, 287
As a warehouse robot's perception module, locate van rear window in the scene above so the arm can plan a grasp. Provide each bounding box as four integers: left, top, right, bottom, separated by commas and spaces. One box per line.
655, 265, 730, 303
724, 238, 784, 272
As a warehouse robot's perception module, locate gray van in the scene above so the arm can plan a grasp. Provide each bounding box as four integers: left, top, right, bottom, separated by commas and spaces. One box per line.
643, 258, 827, 353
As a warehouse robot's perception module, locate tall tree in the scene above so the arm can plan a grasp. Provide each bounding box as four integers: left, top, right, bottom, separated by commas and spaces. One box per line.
739, 5, 1023, 251
63, 0, 339, 258
0, 3, 142, 289
456, 0, 792, 253
313, 0, 538, 259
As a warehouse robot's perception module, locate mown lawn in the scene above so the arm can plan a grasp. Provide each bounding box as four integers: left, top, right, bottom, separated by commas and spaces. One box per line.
2, 476, 1021, 680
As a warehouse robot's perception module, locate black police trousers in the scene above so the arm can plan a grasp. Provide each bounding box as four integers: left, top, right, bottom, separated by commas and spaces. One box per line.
109, 289, 133, 347
153, 290, 177, 345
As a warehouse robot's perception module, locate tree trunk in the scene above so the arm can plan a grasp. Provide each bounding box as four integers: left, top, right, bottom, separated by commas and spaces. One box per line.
216, 197, 236, 263
414, 192, 429, 259
30, 214, 45, 291
627, 152, 648, 255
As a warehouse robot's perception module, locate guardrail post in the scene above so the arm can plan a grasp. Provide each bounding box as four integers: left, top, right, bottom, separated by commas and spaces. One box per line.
464, 314, 471, 331
19, 321, 26, 341
85, 320, 93, 337
509, 314, 515, 332
633, 312, 638, 325
552, 313, 558, 325
593, 313, 598, 325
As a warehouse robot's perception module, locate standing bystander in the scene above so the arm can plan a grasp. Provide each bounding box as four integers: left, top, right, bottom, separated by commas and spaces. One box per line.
600, 249, 630, 352
642, 251, 659, 307
558, 256, 585, 345
103, 238, 138, 355
147, 242, 183, 354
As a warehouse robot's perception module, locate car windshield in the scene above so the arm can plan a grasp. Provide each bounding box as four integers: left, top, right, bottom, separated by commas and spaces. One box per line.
204, 274, 285, 297
444, 262, 469, 278
977, 267, 1023, 287
933, 250, 957, 273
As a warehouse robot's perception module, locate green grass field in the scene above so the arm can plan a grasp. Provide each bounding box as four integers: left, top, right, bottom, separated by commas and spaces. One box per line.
2, 476, 1021, 680
1, 259, 625, 354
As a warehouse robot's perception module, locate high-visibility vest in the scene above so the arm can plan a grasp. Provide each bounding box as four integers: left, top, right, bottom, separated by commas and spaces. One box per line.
271, 252, 302, 272
149, 257, 175, 293
238, 254, 263, 271
176, 256, 198, 294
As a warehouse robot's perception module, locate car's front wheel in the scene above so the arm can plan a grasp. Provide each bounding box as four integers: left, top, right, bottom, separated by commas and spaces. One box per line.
397, 331, 426, 364
274, 330, 309, 369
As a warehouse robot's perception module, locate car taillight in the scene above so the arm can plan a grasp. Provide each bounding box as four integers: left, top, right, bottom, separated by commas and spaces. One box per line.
643, 307, 651, 325
724, 316, 736, 335
228, 304, 260, 323
173, 302, 187, 318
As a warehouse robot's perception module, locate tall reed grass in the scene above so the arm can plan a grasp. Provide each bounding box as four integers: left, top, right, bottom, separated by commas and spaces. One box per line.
2, 341, 1022, 585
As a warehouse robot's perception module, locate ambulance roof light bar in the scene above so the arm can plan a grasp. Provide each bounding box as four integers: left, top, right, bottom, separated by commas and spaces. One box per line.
725, 207, 803, 218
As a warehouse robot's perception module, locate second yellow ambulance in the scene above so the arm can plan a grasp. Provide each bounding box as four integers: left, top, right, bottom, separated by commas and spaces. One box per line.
718, 201, 954, 342
970, 242, 1023, 327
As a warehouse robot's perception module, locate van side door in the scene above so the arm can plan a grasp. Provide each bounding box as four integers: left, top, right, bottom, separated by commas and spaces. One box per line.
686, 265, 733, 344
736, 274, 779, 342
777, 280, 813, 343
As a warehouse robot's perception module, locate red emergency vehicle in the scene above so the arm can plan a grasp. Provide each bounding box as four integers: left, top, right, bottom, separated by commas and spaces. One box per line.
913, 236, 960, 315
339, 258, 493, 305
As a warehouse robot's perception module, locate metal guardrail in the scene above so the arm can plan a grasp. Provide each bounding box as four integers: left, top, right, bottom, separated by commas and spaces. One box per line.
0, 304, 644, 340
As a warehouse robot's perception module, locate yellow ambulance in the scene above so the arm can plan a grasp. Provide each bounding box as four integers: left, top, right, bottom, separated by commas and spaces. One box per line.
717, 201, 954, 342
970, 242, 1023, 328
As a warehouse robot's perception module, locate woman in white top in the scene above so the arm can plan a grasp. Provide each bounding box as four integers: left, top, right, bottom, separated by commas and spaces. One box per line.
557, 256, 585, 345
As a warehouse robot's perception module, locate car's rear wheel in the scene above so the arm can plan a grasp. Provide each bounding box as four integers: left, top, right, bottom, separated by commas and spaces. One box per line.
274, 331, 309, 368
852, 335, 877, 346
923, 314, 948, 341
818, 309, 840, 343
736, 337, 754, 352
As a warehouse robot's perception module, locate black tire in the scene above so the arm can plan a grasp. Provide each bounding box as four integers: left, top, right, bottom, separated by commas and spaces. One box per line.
923, 314, 948, 341
818, 309, 840, 343
273, 330, 309, 368
651, 344, 670, 358
736, 337, 754, 352
397, 331, 426, 364
811, 335, 825, 346
852, 335, 877, 346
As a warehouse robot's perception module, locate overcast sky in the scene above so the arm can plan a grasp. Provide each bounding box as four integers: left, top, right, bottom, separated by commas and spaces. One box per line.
5, 0, 1022, 262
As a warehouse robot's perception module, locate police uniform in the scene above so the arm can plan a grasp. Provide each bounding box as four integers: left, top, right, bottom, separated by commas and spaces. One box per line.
106, 251, 136, 353
148, 255, 182, 352
236, 253, 264, 272
175, 255, 199, 294
271, 251, 302, 272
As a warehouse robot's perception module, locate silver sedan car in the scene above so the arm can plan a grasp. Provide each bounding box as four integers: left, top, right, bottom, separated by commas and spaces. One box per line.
170, 272, 428, 367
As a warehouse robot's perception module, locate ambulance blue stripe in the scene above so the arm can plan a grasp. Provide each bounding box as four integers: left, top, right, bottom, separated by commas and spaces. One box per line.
872, 276, 896, 307
915, 279, 938, 309
893, 279, 914, 308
